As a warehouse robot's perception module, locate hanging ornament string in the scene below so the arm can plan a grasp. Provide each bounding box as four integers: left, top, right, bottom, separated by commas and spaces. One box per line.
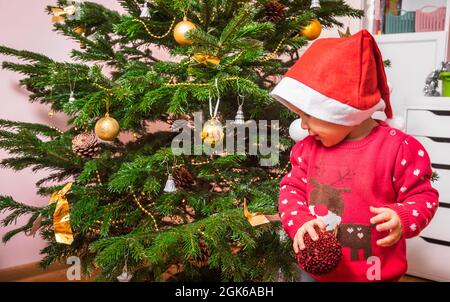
132, 17, 176, 39
68, 70, 76, 93
166, 159, 174, 176
68, 70, 76, 102
117, 249, 133, 282
234, 79, 246, 124
209, 78, 221, 119
236, 79, 244, 108
47, 85, 55, 117
105, 94, 110, 115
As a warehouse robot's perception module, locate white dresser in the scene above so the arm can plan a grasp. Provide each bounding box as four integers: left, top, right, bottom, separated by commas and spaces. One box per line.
404, 97, 450, 281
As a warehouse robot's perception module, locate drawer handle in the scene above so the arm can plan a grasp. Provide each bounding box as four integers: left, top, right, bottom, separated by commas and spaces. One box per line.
431, 163, 450, 170
439, 202, 450, 209
420, 236, 450, 247
429, 110, 450, 116
432, 163, 450, 170
427, 136, 450, 143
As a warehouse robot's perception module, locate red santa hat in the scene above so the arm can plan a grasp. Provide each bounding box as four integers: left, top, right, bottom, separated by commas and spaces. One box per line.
270, 29, 393, 126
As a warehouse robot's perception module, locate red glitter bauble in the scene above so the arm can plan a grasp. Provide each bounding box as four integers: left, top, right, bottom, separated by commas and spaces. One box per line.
297, 229, 342, 275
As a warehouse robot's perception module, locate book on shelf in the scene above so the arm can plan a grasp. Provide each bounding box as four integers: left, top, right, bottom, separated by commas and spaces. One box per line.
376, 0, 402, 34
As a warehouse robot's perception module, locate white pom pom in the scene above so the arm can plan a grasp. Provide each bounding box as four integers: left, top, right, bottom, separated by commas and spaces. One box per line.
289, 119, 309, 142
386, 115, 405, 131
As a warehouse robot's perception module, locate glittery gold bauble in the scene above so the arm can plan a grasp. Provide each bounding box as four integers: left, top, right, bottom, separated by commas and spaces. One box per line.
95, 113, 120, 141
201, 118, 224, 145
173, 17, 196, 46
300, 19, 322, 41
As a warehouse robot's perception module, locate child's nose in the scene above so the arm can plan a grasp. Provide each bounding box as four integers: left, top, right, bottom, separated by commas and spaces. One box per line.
301, 119, 309, 130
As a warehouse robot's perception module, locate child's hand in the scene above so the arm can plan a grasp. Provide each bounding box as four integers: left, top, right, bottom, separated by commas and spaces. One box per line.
370, 206, 402, 247
293, 218, 326, 253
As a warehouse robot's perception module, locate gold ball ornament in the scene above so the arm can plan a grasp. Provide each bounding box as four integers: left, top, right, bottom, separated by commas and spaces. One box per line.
300, 19, 322, 41
201, 118, 224, 145
95, 113, 120, 141
173, 17, 196, 46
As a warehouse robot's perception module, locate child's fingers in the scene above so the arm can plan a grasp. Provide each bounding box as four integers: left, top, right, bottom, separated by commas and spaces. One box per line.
376, 230, 401, 247
293, 229, 306, 252
370, 212, 391, 225
293, 235, 299, 254
314, 219, 326, 230
375, 219, 397, 232
376, 234, 395, 246
305, 224, 319, 241
370, 206, 386, 214
298, 229, 306, 251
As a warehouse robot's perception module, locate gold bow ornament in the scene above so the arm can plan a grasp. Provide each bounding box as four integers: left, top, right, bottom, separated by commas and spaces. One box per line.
192, 53, 221, 67
243, 198, 281, 227
51, 3, 81, 23
338, 26, 351, 38
49, 183, 74, 245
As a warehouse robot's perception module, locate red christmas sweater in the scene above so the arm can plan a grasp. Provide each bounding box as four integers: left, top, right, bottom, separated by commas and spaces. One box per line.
279, 120, 439, 282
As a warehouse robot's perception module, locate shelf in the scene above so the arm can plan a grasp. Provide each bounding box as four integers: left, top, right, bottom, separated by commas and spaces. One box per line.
373, 30, 447, 40
406, 96, 450, 108
365, 0, 450, 38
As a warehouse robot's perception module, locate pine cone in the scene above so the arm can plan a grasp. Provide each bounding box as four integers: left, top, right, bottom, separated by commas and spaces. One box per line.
172, 166, 196, 188
72, 132, 100, 158
265, 0, 286, 22
189, 239, 211, 268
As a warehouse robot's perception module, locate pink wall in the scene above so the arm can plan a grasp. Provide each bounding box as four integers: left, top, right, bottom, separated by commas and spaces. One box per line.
0, 0, 123, 270
0, 0, 364, 270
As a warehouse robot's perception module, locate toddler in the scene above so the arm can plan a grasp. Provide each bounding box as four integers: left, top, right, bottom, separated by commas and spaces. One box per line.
270, 29, 439, 282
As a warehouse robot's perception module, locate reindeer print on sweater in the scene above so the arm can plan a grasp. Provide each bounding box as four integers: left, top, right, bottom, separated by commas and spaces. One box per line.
308, 166, 373, 261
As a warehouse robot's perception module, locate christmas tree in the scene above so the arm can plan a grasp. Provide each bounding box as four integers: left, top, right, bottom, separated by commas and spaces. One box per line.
0, 0, 362, 281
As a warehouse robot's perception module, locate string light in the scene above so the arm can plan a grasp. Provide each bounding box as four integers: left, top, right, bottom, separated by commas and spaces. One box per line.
92, 82, 112, 93
131, 190, 159, 231
132, 17, 176, 39
94, 218, 125, 225
49, 125, 64, 134
190, 158, 211, 165
95, 170, 102, 185
223, 51, 244, 66
164, 76, 239, 87
260, 38, 286, 62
